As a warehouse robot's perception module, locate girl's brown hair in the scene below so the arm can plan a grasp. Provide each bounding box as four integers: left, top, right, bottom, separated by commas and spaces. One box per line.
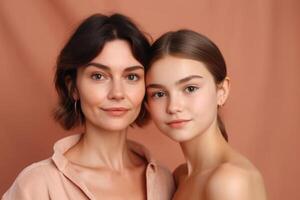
147, 29, 228, 141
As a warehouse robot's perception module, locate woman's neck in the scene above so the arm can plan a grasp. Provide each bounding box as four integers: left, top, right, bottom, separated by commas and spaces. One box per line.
180, 120, 230, 176
67, 121, 135, 171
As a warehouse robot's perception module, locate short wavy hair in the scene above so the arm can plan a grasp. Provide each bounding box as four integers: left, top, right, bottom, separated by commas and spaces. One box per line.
53, 13, 151, 130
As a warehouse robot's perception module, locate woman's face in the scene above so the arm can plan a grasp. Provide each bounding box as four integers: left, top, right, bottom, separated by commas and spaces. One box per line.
75, 40, 145, 131
146, 56, 227, 142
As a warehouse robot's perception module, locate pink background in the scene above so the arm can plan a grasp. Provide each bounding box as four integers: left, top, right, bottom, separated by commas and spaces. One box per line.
1, 0, 300, 199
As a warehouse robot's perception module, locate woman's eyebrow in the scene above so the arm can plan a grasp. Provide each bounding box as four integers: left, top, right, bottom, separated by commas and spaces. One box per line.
124, 65, 144, 72
85, 62, 110, 71
176, 75, 203, 85
146, 83, 164, 89
84, 63, 143, 72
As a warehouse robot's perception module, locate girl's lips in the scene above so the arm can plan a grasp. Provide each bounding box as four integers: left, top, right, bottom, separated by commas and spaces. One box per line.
166, 119, 192, 128
101, 107, 129, 117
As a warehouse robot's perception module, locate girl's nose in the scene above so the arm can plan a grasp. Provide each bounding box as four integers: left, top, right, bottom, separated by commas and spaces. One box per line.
166, 93, 183, 114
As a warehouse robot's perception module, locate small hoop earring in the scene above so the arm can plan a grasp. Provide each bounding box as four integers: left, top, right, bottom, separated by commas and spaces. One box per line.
74, 100, 78, 115
140, 107, 146, 120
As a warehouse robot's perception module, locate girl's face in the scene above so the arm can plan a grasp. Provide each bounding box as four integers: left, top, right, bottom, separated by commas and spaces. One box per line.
146, 56, 228, 142
75, 40, 145, 131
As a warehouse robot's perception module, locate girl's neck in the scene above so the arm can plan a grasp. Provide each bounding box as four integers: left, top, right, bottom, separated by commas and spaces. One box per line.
180, 121, 230, 176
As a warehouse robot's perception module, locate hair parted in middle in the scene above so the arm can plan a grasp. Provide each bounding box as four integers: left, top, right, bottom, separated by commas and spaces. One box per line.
54, 13, 151, 130
146, 29, 229, 141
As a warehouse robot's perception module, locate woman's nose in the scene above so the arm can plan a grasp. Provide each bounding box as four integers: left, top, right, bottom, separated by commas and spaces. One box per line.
107, 80, 125, 101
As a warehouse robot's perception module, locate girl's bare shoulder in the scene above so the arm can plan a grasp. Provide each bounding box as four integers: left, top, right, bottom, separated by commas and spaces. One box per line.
205, 159, 267, 200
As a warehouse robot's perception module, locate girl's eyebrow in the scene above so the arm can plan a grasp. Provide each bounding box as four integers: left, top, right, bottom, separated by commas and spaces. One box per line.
146, 75, 203, 89
176, 75, 203, 85
84, 62, 143, 72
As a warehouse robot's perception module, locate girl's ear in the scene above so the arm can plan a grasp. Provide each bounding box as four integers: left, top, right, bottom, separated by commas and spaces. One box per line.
217, 77, 230, 106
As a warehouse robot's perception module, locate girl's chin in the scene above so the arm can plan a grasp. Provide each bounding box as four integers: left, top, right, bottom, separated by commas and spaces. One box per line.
163, 130, 196, 143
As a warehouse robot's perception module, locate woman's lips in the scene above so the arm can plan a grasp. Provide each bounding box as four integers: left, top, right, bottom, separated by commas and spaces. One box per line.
101, 107, 129, 117
166, 119, 192, 128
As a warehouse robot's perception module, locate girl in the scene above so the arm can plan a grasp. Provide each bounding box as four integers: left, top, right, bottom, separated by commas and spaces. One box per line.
3, 14, 174, 200
145, 30, 267, 200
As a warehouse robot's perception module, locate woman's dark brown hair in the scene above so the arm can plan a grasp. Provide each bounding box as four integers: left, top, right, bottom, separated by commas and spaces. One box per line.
54, 13, 150, 130
147, 29, 228, 141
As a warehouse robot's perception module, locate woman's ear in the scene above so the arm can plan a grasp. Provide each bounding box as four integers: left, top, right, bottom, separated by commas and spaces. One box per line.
66, 76, 79, 100
217, 77, 230, 106
144, 100, 150, 112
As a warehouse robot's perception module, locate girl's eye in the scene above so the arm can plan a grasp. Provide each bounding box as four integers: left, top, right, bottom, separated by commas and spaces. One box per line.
127, 74, 139, 81
91, 73, 104, 80
151, 91, 166, 98
185, 86, 199, 93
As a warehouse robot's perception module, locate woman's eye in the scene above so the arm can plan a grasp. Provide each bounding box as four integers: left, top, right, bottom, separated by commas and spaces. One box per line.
151, 91, 166, 98
127, 74, 139, 81
91, 73, 104, 80
185, 86, 199, 93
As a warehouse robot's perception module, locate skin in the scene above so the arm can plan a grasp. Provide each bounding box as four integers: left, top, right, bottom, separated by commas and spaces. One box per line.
146, 56, 267, 200
64, 40, 147, 200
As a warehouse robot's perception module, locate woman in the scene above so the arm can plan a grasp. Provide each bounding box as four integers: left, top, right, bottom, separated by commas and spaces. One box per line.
145, 30, 267, 200
3, 14, 174, 200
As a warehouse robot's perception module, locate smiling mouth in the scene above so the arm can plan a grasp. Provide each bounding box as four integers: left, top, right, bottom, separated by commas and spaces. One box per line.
166, 119, 192, 128
101, 107, 130, 117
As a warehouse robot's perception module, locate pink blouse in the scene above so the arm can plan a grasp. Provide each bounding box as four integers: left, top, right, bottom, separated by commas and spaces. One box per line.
2, 134, 175, 200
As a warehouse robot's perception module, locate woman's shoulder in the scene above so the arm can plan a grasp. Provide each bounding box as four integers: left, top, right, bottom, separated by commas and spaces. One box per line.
205, 161, 267, 200
14, 158, 56, 183
3, 158, 57, 199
